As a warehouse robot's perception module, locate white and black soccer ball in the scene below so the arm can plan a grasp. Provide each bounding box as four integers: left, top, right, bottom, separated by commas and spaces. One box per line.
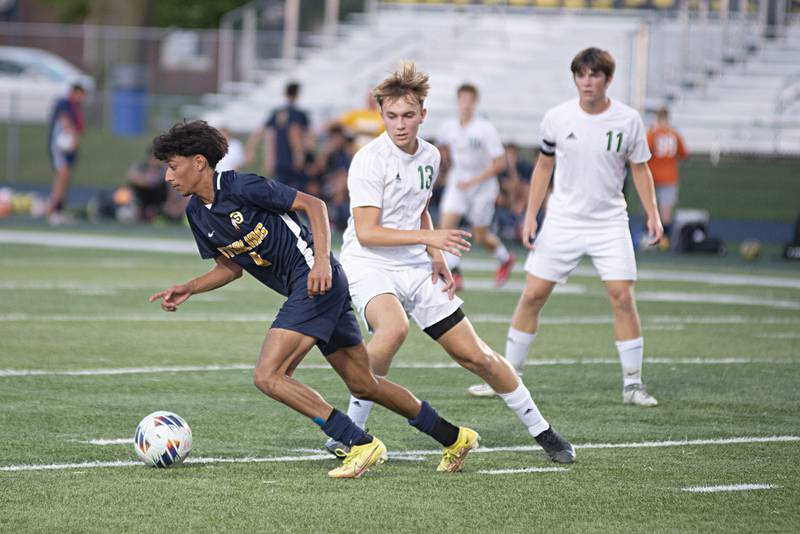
134, 411, 193, 468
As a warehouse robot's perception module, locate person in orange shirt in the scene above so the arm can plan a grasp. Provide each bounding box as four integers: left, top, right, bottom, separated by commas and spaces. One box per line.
647, 108, 688, 240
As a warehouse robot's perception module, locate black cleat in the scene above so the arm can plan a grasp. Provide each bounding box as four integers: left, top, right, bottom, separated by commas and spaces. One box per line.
324, 438, 350, 459
534, 427, 576, 464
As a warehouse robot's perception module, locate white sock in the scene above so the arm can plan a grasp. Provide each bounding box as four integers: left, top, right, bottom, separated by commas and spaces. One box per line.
506, 327, 536, 374
497, 380, 550, 437
444, 250, 461, 271
346, 395, 374, 430
494, 242, 510, 263
616, 336, 644, 387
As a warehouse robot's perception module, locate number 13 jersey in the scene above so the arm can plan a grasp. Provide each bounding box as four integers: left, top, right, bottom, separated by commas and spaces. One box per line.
341, 132, 441, 269
540, 98, 651, 226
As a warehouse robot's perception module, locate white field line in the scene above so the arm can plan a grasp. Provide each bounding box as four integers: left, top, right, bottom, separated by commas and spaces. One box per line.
2, 312, 799, 327
81, 438, 131, 445
2, 230, 799, 289
758, 332, 800, 339
3, 435, 797, 473
681, 484, 779, 493
1, 357, 795, 378
478, 467, 570, 475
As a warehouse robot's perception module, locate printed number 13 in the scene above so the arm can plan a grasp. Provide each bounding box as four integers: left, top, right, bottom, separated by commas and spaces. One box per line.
417, 165, 434, 190
606, 131, 623, 152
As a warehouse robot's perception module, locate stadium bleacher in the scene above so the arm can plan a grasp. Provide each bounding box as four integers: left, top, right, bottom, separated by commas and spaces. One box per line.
202, 2, 800, 155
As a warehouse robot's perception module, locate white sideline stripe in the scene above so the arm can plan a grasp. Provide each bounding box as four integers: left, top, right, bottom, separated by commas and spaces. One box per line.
3, 435, 797, 473
394, 435, 800, 457
81, 438, 131, 445
2, 312, 799, 326
1, 357, 795, 378
2, 230, 799, 289
478, 467, 570, 475
682, 484, 778, 493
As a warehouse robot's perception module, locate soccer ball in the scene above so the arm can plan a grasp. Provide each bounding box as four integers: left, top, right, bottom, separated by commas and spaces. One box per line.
739, 239, 762, 262
134, 411, 193, 468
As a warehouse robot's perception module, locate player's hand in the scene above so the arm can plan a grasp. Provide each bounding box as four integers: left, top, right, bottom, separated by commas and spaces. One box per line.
645, 215, 664, 247
521, 215, 538, 250
148, 284, 192, 312
456, 178, 476, 191
425, 229, 472, 256
431, 259, 456, 300
307, 258, 332, 297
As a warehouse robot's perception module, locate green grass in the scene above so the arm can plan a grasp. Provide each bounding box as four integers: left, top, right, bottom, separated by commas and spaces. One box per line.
0, 230, 799, 532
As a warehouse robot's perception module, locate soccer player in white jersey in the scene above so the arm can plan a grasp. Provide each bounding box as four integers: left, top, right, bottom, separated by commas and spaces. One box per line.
327, 62, 575, 464
437, 84, 515, 289
467, 48, 662, 407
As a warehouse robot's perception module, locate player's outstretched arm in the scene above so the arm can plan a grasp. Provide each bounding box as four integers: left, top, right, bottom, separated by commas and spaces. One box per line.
521, 154, 555, 249
630, 162, 664, 246
148, 256, 243, 312
291, 191, 332, 296
353, 206, 471, 256
457, 155, 507, 191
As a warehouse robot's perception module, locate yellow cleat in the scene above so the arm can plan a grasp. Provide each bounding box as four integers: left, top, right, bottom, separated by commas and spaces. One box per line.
437, 427, 480, 473
327, 437, 387, 479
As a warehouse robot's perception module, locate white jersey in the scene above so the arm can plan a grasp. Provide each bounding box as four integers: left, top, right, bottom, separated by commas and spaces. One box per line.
437, 116, 504, 185
341, 132, 440, 269
540, 98, 650, 226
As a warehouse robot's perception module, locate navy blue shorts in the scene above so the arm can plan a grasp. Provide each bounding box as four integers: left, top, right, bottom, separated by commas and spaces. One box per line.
271, 264, 363, 356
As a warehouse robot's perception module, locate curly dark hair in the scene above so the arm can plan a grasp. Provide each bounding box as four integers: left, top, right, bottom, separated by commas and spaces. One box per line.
152, 120, 228, 168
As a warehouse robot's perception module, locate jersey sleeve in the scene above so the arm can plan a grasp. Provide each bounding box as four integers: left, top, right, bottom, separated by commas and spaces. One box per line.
676, 130, 689, 159
236, 173, 298, 212
539, 111, 556, 157
484, 121, 505, 159
187, 214, 219, 260
348, 150, 384, 209
265, 111, 277, 129
627, 114, 651, 164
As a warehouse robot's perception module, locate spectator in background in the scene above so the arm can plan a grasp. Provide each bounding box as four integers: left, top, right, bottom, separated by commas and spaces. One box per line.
126, 148, 167, 222
496, 143, 534, 240
46, 83, 85, 225
215, 127, 246, 172
337, 92, 385, 150
313, 124, 355, 231
246, 81, 310, 191
647, 107, 688, 241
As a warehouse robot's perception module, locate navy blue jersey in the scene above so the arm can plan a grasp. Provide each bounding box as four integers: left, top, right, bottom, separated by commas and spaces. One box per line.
186, 171, 332, 296
266, 104, 309, 171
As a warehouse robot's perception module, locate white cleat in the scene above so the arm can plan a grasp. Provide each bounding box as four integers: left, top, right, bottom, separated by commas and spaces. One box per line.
623, 383, 658, 407
467, 383, 498, 398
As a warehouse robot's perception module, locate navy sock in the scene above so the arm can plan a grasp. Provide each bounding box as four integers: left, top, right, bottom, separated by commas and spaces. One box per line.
319, 409, 372, 447
408, 401, 460, 447
663, 223, 672, 238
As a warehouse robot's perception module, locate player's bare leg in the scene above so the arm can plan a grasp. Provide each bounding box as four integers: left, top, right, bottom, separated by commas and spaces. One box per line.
252, 328, 334, 418
438, 316, 574, 463
340, 293, 409, 434
47, 167, 73, 223
252, 328, 387, 478
604, 280, 657, 407
468, 274, 556, 397
472, 225, 515, 286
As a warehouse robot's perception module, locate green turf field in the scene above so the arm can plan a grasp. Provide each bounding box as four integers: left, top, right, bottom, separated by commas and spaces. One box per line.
0, 229, 799, 532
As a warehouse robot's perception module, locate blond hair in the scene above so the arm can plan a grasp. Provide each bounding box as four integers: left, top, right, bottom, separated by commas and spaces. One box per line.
372, 62, 430, 109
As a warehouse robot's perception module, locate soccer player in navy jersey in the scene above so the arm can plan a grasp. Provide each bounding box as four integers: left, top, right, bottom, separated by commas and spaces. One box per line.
148, 121, 477, 478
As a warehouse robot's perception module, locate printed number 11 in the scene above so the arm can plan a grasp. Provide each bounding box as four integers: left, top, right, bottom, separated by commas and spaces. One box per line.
605, 131, 622, 152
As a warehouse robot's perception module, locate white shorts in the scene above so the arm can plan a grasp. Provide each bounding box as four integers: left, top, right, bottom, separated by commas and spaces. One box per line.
440, 180, 498, 228
342, 261, 464, 330
524, 221, 637, 283
655, 184, 679, 208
